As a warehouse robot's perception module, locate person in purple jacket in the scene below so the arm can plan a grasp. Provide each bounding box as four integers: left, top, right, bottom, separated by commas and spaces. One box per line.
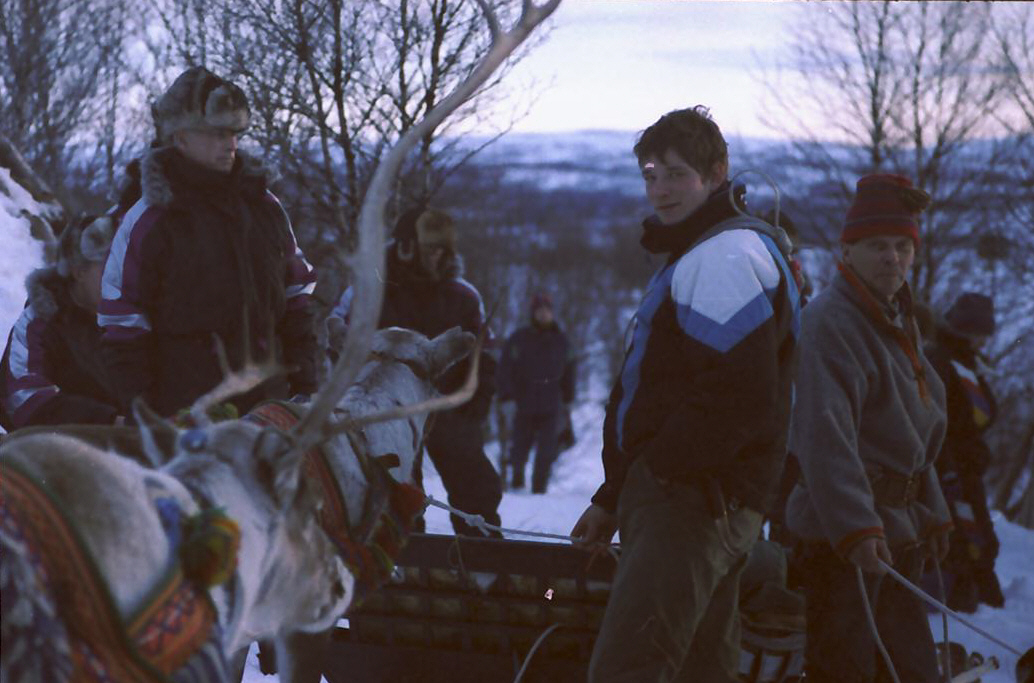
1, 215, 121, 430
497, 292, 576, 493
99, 67, 318, 418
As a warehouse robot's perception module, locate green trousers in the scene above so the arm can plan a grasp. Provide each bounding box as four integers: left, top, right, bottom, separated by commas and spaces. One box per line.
589, 458, 762, 683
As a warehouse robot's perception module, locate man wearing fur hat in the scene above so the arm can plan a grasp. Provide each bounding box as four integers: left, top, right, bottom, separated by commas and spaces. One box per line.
785, 174, 950, 682
497, 291, 576, 493
1, 215, 121, 429
328, 207, 503, 537
923, 292, 1004, 612
99, 66, 318, 418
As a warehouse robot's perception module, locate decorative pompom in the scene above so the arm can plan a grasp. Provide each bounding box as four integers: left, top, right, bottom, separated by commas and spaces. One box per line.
897, 185, 932, 213
180, 508, 240, 588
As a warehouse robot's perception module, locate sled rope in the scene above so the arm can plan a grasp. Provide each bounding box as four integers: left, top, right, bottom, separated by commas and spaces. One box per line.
876, 558, 1023, 657
424, 496, 620, 561
856, 567, 903, 683
512, 623, 562, 683
932, 558, 952, 683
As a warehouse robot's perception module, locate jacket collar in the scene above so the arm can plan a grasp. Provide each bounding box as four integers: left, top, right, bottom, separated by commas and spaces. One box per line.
639, 182, 744, 258
138, 146, 271, 208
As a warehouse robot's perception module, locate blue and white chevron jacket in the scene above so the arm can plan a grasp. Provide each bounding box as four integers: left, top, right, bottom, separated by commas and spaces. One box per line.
592, 187, 801, 514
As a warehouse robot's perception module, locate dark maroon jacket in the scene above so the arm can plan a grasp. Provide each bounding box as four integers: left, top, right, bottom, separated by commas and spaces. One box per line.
1, 269, 119, 430
330, 245, 496, 419
99, 148, 318, 417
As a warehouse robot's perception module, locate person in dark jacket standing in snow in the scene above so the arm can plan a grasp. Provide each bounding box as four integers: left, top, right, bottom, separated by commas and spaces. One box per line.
1, 215, 121, 430
570, 106, 801, 683
923, 292, 1004, 612
99, 66, 319, 418
497, 291, 576, 493
785, 174, 950, 683
327, 207, 503, 537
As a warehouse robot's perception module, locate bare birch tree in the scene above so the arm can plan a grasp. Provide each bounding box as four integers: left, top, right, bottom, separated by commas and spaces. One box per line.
0, 0, 125, 195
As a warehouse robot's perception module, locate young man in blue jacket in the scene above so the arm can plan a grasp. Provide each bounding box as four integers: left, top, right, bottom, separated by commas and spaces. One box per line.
571, 106, 800, 682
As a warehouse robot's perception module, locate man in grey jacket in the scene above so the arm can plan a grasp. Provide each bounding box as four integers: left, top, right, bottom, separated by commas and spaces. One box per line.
786, 173, 951, 683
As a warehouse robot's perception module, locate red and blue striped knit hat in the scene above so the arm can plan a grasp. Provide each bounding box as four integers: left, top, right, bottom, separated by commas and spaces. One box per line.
841, 174, 930, 246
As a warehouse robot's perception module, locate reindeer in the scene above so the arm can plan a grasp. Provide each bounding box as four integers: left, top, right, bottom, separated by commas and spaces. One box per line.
0, 325, 475, 683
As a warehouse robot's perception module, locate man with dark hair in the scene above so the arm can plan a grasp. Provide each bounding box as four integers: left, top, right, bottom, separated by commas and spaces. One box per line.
571, 106, 800, 682
924, 292, 1004, 612
786, 174, 950, 683
2, 215, 121, 429
99, 66, 318, 418
327, 207, 503, 537
497, 291, 576, 493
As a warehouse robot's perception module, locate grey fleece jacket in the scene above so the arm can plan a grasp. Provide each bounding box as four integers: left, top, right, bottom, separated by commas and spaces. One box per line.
785, 271, 950, 556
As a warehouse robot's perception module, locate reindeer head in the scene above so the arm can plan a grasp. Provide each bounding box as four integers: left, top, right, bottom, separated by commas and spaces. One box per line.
134, 402, 353, 653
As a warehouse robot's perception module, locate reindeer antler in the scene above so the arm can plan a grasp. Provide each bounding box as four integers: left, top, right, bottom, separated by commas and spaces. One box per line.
187, 335, 285, 426
290, 0, 560, 455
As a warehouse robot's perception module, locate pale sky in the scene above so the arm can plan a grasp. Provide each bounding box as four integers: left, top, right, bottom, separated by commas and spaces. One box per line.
486, 0, 813, 138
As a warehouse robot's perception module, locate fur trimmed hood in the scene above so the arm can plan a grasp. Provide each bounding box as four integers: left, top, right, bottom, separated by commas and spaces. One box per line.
130, 146, 275, 208
24, 267, 69, 321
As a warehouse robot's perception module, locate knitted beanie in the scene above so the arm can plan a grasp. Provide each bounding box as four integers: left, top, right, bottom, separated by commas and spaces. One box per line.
945, 292, 995, 338
530, 292, 553, 313
841, 174, 930, 246
153, 66, 250, 144
55, 215, 116, 277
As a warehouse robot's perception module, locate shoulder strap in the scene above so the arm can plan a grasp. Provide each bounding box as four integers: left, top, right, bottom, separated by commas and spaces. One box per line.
688, 214, 795, 259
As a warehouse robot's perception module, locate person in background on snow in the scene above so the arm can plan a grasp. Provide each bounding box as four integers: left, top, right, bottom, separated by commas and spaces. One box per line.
99, 66, 318, 419
785, 174, 950, 683
497, 291, 576, 493
327, 207, 503, 537
1, 215, 121, 430
570, 106, 800, 683
923, 292, 1004, 612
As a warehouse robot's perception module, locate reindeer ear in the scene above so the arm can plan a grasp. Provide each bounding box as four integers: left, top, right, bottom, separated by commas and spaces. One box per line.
132, 397, 177, 467
427, 327, 475, 378
253, 433, 306, 511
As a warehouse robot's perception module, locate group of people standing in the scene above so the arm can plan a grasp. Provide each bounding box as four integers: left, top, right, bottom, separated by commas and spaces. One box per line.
569, 106, 1005, 683
0, 65, 1008, 683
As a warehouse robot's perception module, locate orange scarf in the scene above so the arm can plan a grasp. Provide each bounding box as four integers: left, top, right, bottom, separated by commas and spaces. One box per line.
837, 262, 930, 403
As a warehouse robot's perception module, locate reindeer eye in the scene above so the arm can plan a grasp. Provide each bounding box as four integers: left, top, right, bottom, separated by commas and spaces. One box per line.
179, 429, 208, 452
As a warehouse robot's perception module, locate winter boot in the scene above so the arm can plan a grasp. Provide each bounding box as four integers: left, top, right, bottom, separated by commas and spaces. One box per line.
510, 466, 525, 490
975, 569, 1005, 608
946, 572, 979, 613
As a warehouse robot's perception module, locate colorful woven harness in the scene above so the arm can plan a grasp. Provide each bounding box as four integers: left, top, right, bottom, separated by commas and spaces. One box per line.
245, 401, 428, 607
0, 460, 229, 683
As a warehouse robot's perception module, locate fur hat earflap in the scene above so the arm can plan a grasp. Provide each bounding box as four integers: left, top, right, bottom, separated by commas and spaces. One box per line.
415, 209, 456, 249
55, 215, 116, 277
153, 66, 250, 144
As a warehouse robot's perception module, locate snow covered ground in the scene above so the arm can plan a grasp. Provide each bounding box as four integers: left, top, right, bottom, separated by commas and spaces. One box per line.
242, 398, 1034, 683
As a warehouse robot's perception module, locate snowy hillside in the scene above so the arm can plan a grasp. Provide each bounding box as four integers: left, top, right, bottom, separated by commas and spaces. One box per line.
0, 168, 51, 348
